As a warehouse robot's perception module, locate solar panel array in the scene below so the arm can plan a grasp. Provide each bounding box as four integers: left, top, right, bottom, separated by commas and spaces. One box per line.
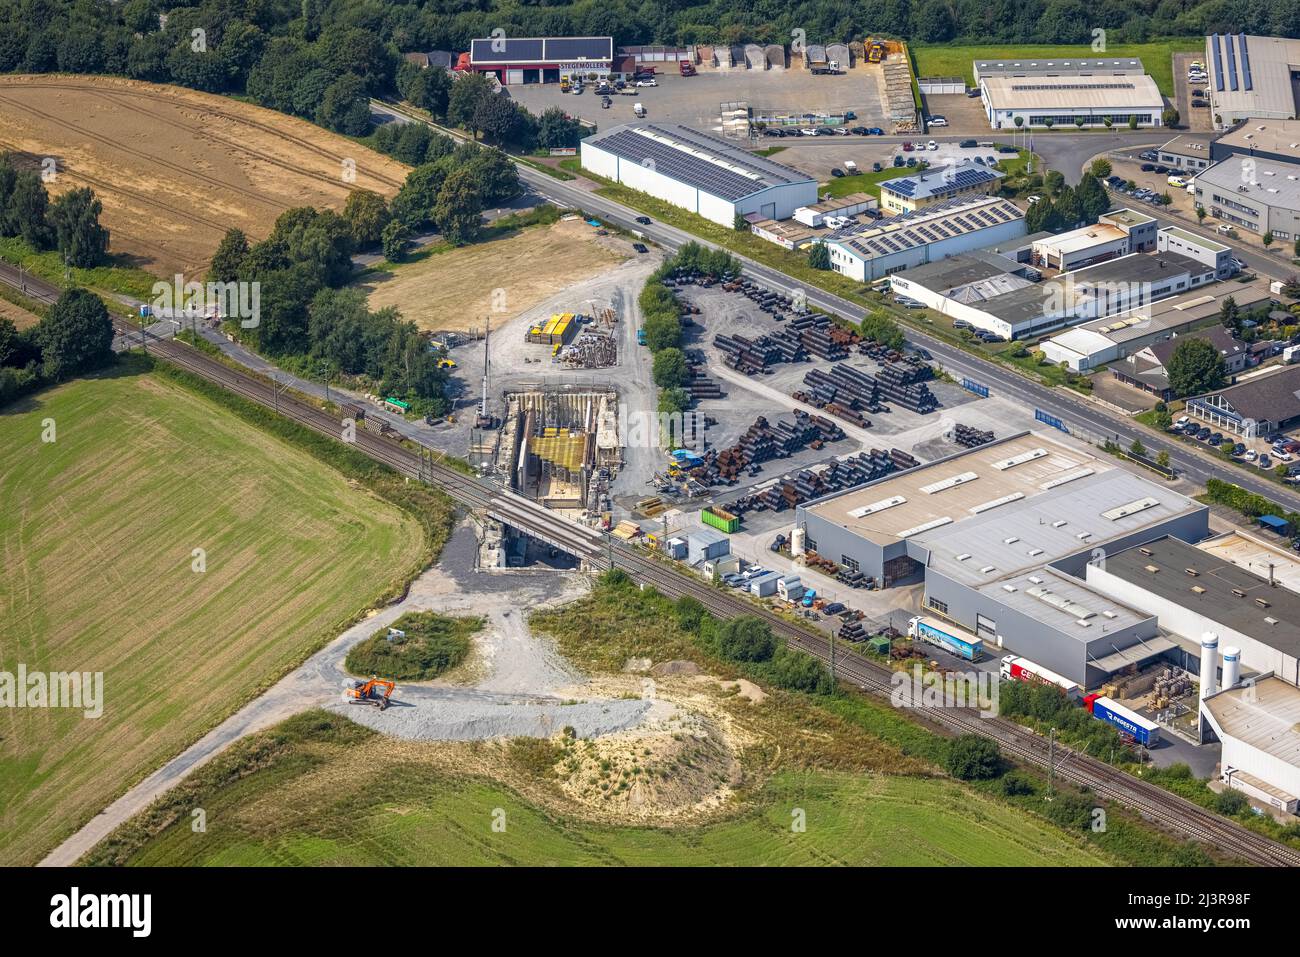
885, 163, 1000, 199
833, 197, 1023, 262
1008, 82, 1136, 92
470, 36, 612, 64
586, 124, 812, 199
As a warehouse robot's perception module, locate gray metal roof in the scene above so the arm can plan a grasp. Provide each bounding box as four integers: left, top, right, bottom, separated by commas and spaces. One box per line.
974, 57, 1146, 80
1207, 34, 1300, 120
583, 123, 815, 201
1104, 535, 1300, 659
1198, 155, 1300, 212
921, 468, 1202, 586
975, 566, 1152, 645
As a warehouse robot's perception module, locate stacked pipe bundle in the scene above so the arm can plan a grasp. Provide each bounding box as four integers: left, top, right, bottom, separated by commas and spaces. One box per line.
952, 423, 995, 448
688, 412, 844, 485
724, 446, 916, 515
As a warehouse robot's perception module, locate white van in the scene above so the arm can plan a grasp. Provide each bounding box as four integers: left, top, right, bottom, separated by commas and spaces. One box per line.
633, 102, 646, 118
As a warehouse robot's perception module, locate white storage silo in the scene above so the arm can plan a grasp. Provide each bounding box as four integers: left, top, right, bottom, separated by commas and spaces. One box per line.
1221, 646, 1241, 691
1199, 632, 1219, 699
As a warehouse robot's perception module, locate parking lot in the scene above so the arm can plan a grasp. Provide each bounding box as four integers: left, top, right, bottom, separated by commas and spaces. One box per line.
1170, 412, 1300, 478
507, 65, 893, 134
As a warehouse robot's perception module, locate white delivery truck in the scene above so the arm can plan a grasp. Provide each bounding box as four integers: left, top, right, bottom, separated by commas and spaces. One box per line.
843, 160, 859, 174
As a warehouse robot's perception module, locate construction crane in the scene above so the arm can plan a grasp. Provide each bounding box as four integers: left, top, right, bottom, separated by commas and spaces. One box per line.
344, 676, 396, 710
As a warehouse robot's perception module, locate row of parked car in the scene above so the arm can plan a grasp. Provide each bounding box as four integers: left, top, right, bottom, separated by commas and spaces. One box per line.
951, 318, 1008, 343
1170, 415, 1300, 470
762, 125, 885, 138
1107, 176, 1171, 208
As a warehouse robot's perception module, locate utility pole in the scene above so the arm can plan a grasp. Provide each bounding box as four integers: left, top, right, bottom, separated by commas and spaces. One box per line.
1048, 726, 1057, 791
829, 630, 835, 686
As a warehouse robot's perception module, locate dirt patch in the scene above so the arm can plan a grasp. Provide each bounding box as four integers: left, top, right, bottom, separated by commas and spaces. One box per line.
0, 75, 409, 276
652, 659, 702, 676
358, 217, 629, 333
0, 296, 39, 330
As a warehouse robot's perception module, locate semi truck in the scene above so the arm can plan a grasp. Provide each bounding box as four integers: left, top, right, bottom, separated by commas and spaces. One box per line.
999, 655, 1080, 701
678, 60, 696, 77
1085, 694, 1161, 747
908, 616, 983, 662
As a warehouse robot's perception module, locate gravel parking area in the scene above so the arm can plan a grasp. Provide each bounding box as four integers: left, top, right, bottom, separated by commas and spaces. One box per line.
507, 66, 889, 133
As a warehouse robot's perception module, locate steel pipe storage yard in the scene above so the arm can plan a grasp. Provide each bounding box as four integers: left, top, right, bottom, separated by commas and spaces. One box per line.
116, 321, 1300, 868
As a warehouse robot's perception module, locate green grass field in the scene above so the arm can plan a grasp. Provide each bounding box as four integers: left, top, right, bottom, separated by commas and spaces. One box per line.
0, 368, 426, 865
94, 712, 1108, 866
911, 39, 1205, 97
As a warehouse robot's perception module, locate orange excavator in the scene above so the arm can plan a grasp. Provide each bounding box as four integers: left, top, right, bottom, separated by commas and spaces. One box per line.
344, 676, 397, 711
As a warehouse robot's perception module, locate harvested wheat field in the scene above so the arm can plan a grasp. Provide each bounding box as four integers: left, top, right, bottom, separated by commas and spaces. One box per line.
0, 75, 410, 277
359, 217, 630, 333
0, 367, 426, 865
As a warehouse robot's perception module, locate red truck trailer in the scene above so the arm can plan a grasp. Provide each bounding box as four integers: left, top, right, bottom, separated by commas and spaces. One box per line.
999, 655, 1080, 700
679, 60, 696, 76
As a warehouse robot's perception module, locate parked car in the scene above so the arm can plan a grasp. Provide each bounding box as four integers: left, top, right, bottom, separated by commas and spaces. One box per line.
1245, 449, 1259, 461
1217, 223, 1233, 234
1196, 427, 1212, 440
1140, 163, 1156, 172
866, 127, 884, 135
1154, 164, 1171, 174
1026, 194, 1042, 205
927, 140, 939, 150
1232, 442, 1246, 456
959, 139, 978, 148
631, 242, 648, 254
814, 127, 833, 135
966, 87, 982, 97
902, 141, 915, 151
1191, 99, 1208, 108
906, 157, 917, 166
973, 156, 986, 165
634, 78, 657, 87
849, 126, 868, 135
893, 155, 904, 167
928, 115, 948, 127
831, 167, 845, 177
1260, 455, 1273, 468
872, 161, 882, 172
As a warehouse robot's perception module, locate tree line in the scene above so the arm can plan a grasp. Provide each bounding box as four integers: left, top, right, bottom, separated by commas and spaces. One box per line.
6, 1, 1295, 111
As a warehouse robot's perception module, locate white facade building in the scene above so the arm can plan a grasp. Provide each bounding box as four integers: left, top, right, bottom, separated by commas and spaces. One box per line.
580, 123, 817, 227
822, 195, 1026, 283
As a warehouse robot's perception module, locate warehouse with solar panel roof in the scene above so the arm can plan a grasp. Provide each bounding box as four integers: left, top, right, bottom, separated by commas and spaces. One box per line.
580, 123, 819, 226
464, 36, 622, 85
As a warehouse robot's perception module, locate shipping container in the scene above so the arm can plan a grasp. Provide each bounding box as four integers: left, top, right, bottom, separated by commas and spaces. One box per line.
1085, 694, 1160, 747
999, 655, 1080, 700
908, 615, 983, 661
701, 506, 741, 534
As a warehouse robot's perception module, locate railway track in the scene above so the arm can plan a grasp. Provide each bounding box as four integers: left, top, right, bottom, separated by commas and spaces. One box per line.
116, 327, 1300, 866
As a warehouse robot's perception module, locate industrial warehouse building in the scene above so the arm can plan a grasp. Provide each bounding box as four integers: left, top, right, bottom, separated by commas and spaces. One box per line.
822, 195, 1026, 283
1194, 155, 1300, 240
464, 36, 620, 85
877, 161, 1004, 215
1085, 535, 1300, 687
890, 246, 1214, 340
580, 123, 818, 227
1211, 119, 1300, 165
1039, 277, 1272, 371
795, 432, 1210, 686
1202, 676, 1300, 814
978, 73, 1165, 130
1204, 34, 1300, 128
1185, 364, 1300, 436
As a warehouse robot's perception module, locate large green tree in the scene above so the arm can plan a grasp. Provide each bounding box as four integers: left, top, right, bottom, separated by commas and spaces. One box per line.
48, 187, 109, 267
1166, 337, 1226, 398
432, 167, 482, 245
35, 288, 113, 381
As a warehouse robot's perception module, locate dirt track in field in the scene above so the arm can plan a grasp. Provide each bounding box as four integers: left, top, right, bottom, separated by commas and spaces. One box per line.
0, 75, 410, 277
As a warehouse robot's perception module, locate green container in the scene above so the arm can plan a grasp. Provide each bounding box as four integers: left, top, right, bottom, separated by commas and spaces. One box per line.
700, 507, 740, 534
867, 636, 891, 656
